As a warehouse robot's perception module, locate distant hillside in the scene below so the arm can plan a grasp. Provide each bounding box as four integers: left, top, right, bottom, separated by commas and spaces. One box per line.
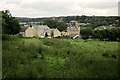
16, 15, 119, 28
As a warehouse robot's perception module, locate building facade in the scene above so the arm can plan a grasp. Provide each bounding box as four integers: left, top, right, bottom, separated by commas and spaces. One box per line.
20, 21, 80, 38
20, 26, 35, 37
20, 25, 61, 38
66, 21, 80, 37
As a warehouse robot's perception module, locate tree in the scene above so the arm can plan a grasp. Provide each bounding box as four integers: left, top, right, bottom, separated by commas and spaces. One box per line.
45, 32, 48, 37
92, 28, 120, 41
44, 19, 58, 28
80, 28, 93, 39
57, 21, 67, 32
51, 30, 54, 38
2, 10, 20, 34
44, 19, 67, 32
36, 21, 45, 25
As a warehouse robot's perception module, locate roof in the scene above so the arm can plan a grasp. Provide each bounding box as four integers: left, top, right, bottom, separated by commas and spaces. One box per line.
20, 26, 28, 32
33, 25, 49, 30
45, 28, 60, 33
45, 29, 52, 33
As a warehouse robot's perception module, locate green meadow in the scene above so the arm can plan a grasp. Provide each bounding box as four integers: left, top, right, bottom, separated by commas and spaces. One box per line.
2, 35, 118, 78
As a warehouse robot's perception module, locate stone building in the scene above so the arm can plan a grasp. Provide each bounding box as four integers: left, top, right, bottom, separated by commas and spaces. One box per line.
20, 25, 61, 38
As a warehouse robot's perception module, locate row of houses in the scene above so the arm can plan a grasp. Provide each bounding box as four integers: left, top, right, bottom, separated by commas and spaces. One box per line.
19, 21, 80, 38
20, 25, 61, 38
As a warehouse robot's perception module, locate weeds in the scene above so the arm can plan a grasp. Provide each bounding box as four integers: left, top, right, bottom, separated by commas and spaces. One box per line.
2, 36, 118, 78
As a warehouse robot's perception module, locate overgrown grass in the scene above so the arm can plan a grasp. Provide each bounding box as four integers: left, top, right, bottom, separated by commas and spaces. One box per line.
2, 35, 118, 78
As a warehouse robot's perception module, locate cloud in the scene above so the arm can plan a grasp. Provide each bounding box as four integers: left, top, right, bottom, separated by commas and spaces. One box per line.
0, 0, 119, 17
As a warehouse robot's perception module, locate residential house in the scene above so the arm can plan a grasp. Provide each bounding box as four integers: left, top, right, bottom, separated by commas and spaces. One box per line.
33, 25, 49, 37
50, 28, 61, 37
61, 31, 68, 36
66, 20, 80, 38
20, 20, 80, 38
20, 25, 61, 38
44, 28, 61, 38
20, 26, 35, 37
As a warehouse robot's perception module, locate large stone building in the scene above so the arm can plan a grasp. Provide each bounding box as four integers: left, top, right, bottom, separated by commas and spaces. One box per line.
20, 26, 35, 37
67, 20, 80, 36
20, 20, 80, 38
51, 28, 61, 37
34, 25, 50, 37
20, 25, 61, 38
62, 20, 80, 38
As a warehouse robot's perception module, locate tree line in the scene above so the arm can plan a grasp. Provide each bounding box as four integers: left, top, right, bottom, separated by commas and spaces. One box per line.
17, 15, 119, 29
80, 28, 120, 41
1, 10, 120, 41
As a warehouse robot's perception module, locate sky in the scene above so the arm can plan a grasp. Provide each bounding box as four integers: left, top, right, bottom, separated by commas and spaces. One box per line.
0, 0, 120, 18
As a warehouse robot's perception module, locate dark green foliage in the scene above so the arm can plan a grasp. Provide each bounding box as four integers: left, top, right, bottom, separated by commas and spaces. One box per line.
44, 19, 67, 32
80, 28, 93, 39
81, 28, 120, 41
17, 16, 119, 29
57, 21, 67, 32
44, 19, 58, 28
2, 10, 20, 34
45, 32, 48, 37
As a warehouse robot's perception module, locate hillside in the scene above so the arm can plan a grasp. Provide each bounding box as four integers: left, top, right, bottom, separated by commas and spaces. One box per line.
16, 16, 119, 28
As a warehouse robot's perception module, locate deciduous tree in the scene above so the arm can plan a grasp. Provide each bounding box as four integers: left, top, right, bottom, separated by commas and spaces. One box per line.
2, 10, 20, 34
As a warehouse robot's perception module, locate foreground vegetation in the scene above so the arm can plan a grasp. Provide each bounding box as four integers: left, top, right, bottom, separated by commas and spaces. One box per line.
2, 35, 118, 78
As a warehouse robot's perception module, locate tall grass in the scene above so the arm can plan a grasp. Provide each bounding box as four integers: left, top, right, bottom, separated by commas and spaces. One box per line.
2, 36, 118, 78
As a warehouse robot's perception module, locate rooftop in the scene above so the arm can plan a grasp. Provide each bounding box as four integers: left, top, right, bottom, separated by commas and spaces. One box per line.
33, 25, 50, 30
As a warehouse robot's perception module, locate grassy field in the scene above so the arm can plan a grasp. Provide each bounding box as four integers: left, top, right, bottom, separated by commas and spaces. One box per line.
2, 36, 118, 78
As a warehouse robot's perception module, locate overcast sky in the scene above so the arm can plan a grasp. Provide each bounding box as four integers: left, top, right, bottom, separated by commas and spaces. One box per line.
0, 0, 119, 18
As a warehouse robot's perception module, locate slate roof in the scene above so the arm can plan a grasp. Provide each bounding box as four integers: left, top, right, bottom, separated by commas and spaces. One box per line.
33, 25, 49, 30
20, 26, 28, 32
45, 29, 52, 33
45, 28, 60, 33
